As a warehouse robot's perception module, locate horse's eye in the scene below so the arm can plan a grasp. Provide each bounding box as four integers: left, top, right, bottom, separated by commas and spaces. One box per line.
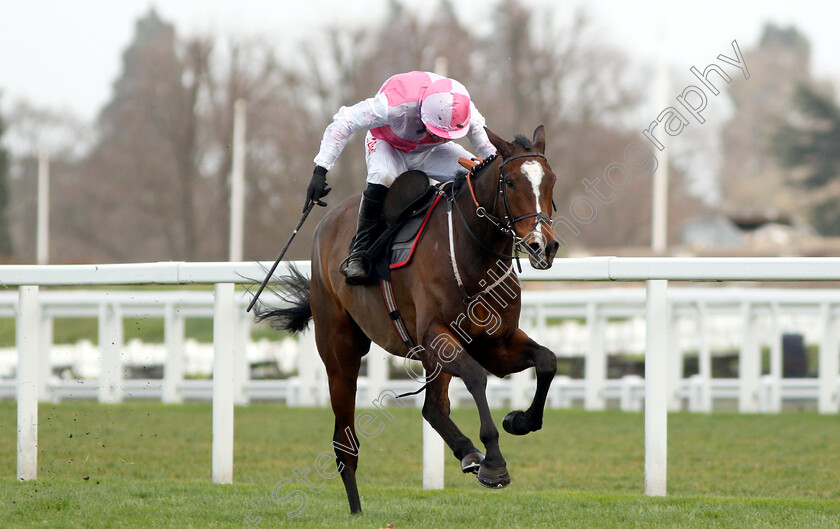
505, 178, 514, 188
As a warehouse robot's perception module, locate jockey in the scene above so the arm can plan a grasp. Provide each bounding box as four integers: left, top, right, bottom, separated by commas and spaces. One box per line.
307, 70, 497, 285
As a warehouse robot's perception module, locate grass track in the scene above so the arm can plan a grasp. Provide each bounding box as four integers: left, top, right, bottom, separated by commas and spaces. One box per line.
1, 403, 839, 528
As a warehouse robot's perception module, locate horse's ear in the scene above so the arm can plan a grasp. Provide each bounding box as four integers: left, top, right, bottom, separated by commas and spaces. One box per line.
532, 124, 546, 154
485, 126, 516, 159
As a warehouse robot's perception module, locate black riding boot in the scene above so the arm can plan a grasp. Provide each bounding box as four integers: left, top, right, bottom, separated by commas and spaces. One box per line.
343, 184, 387, 285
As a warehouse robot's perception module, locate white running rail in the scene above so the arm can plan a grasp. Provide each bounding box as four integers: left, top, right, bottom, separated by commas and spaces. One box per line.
4, 257, 840, 494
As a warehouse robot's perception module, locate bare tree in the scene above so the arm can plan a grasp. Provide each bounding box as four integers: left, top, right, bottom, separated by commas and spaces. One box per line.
719, 24, 814, 213
6, 1, 702, 264
773, 84, 840, 235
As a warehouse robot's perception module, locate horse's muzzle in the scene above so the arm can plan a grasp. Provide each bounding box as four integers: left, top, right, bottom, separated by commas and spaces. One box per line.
526, 240, 559, 270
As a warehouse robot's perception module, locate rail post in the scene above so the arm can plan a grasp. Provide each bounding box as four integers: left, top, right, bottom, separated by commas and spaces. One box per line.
17, 286, 39, 481
584, 302, 606, 410
738, 302, 760, 413
162, 304, 185, 404
694, 302, 712, 413
212, 283, 235, 484
818, 304, 840, 414
766, 302, 783, 413
645, 279, 668, 496
98, 303, 124, 403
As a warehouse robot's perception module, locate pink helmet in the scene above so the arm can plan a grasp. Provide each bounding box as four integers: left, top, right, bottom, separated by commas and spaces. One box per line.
420, 78, 472, 139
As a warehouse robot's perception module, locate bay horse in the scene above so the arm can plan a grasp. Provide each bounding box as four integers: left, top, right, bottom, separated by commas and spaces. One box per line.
258, 125, 560, 514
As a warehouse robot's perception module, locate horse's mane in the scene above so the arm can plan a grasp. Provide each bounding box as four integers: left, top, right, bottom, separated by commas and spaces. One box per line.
451, 153, 498, 196
513, 134, 533, 150
451, 171, 469, 196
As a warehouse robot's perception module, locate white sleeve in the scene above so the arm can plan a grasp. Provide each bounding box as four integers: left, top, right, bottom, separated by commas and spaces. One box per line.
466, 102, 497, 159
313, 93, 389, 171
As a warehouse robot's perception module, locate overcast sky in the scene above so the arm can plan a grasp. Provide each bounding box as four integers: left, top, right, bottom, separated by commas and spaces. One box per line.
2, 0, 839, 123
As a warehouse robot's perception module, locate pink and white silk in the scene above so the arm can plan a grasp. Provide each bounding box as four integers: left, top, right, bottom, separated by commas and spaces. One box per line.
313, 71, 496, 174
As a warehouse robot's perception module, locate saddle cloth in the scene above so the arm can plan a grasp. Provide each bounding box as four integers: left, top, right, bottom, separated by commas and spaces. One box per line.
389, 194, 442, 269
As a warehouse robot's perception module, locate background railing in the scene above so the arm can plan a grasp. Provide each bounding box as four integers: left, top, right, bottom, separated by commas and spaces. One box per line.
2, 286, 839, 414
4, 257, 840, 495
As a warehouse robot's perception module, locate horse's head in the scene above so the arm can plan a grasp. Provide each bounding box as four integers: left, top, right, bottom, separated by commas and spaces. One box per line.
485, 125, 560, 270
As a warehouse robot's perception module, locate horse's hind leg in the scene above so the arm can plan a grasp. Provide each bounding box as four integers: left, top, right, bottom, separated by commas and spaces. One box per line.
327, 364, 364, 514
422, 372, 484, 474
313, 300, 370, 514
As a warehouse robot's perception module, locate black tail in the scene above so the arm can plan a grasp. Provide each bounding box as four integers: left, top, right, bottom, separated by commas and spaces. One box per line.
253, 264, 313, 334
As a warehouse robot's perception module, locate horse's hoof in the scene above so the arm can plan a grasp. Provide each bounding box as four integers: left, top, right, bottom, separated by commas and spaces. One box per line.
460, 451, 485, 474
477, 463, 511, 489
502, 410, 530, 436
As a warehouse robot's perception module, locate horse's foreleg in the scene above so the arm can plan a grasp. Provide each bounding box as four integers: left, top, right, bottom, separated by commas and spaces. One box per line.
421, 328, 509, 488
462, 361, 510, 488
499, 331, 557, 436
422, 372, 484, 473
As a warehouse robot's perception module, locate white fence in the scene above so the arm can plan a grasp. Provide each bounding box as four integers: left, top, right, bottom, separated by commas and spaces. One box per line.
4, 258, 840, 495
1, 287, 838, 414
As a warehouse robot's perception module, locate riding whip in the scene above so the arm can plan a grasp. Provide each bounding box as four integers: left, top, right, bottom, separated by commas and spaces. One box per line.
246, 200, 321, 312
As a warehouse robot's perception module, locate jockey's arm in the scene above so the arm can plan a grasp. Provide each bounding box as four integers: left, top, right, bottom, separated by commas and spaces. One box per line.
314, 93, 389, 171
465, 102, 497, 159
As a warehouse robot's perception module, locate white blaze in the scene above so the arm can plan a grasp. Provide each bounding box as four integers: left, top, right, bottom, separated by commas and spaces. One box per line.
521, 161, 544, 212
520, 160, 545, 246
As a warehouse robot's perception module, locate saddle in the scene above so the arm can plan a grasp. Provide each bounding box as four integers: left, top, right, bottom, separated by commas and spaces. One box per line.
365, 170, 445, 282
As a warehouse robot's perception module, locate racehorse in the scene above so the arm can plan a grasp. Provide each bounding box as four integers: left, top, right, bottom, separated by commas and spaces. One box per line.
258, 125, 560, 514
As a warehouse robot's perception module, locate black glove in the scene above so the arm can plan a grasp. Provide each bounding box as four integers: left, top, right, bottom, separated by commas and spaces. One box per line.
304, 165, 331, 212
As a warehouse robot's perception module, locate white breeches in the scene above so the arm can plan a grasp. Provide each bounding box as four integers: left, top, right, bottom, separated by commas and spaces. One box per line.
363, 131, 475, 187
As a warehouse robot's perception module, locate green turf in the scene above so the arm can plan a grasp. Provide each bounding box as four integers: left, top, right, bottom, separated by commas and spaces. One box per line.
1, 403, 839, 528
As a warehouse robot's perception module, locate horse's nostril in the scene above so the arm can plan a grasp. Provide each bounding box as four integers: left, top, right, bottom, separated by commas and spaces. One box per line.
528, 242, 542, 253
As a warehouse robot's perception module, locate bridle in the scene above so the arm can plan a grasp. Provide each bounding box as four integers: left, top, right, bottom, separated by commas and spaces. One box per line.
459, 152, 554, 254
497, 152, 554, 228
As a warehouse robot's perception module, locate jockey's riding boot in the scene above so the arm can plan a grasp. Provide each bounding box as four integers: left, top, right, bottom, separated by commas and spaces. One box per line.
343, 184, 387, 285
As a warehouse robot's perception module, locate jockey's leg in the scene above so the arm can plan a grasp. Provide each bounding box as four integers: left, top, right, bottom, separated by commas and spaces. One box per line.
343, 183, 387, 284
343, 132, 404, 285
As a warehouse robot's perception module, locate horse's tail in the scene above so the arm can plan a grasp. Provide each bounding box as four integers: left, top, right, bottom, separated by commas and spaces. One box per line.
254, 263, 313, 334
